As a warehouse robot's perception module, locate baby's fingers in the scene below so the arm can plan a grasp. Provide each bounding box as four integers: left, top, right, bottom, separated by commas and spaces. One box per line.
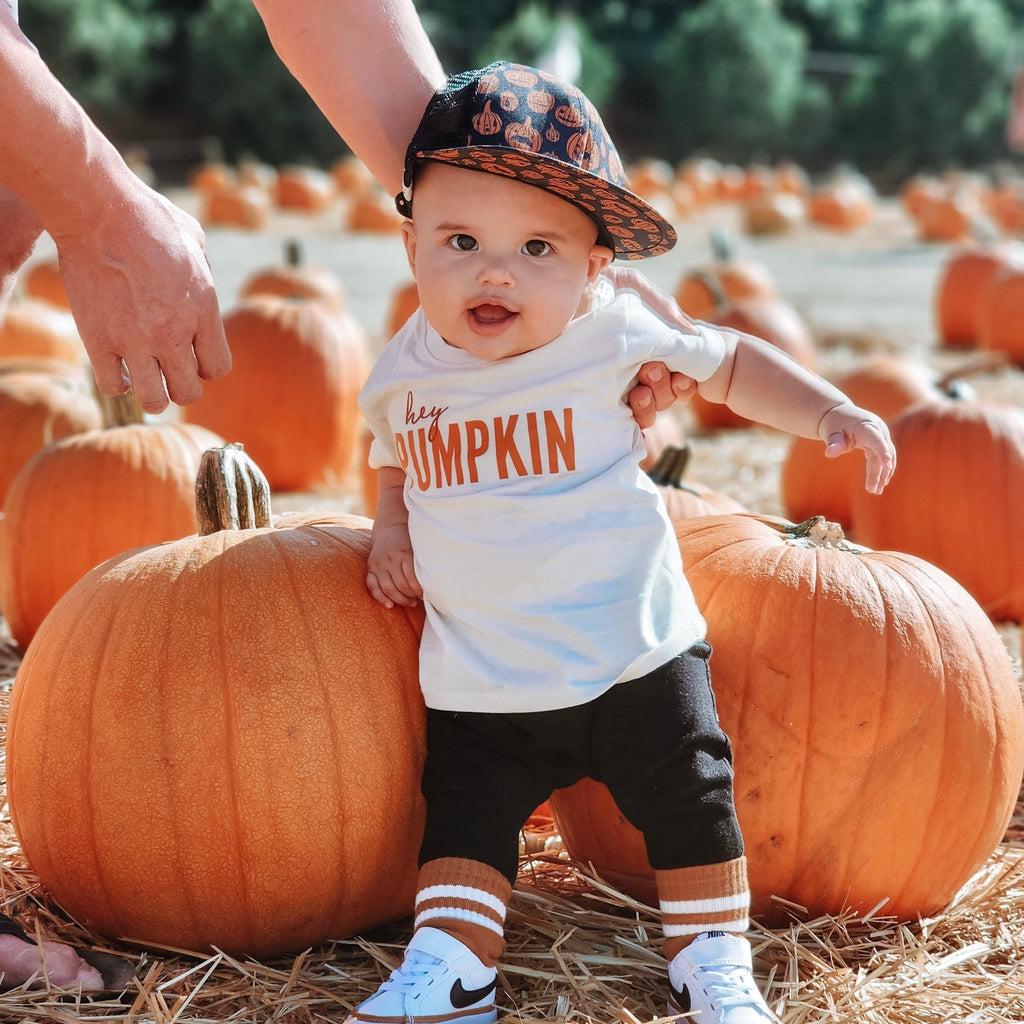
863, 447, 897, 494
366, 568, 420, 609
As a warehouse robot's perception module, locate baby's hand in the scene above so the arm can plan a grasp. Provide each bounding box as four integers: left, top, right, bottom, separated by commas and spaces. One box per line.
366, 523, 422, 609
820, 405, 896, 494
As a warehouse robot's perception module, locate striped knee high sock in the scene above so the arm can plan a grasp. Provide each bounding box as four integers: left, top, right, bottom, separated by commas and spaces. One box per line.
414, 857, 512, 968
656, 856, 750, 961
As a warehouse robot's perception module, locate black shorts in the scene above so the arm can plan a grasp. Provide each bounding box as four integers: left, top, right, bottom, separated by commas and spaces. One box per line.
419, 642, 744, 883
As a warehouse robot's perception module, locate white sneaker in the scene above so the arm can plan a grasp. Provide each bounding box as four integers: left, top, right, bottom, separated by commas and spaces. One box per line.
668, 932, 779, 1024
345, 926, 498, 1023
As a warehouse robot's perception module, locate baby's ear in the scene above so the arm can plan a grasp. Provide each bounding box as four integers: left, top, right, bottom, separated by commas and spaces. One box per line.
401, 220, 417, 275
587, 244, 614, 282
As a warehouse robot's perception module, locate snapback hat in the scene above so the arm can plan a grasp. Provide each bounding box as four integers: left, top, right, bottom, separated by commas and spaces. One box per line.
396, 61, 677, 260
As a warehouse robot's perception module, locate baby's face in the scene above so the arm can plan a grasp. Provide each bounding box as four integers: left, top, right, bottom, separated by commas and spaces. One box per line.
402, 163, 613, 360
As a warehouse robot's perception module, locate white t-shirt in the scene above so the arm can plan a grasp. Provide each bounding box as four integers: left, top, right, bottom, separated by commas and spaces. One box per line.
359, 279, 727, 714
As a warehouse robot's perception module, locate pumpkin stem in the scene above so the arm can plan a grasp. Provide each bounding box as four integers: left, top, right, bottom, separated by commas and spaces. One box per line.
647, 444, 698, 493
195, 444, 273, 535
284, 238, 303, 267
935, 352, 1010, 397
750, 513, 869, 551
709, 225, 736, 264
94, 381, 145, 428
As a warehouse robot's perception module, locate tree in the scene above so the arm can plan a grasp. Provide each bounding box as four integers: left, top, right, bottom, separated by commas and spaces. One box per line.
653, 0, 825, 164
19, 0, 173, 117
840, 0, 1018, 177
183, 0, 343, 165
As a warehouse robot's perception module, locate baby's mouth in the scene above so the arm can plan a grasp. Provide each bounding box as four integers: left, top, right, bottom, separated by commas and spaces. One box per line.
469, 303, 516, 326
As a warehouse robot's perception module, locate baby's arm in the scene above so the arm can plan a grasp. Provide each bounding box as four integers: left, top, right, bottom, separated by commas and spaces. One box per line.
366, 466, 422, 608
699, 328, 896, 494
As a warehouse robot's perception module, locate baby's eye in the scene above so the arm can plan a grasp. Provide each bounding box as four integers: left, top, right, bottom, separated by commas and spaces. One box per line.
523, 239, 551, 256
447, 234, 478, 252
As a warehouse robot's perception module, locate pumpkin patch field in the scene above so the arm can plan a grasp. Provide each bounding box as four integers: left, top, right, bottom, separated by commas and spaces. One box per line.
1, 167, 1024, 1023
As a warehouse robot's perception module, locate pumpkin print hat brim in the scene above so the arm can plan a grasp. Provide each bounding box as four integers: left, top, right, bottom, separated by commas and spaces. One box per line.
396, 61, 677, 261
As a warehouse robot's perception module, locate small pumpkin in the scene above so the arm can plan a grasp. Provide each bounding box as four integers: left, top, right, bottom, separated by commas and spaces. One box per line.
0, 367, 102, 509
22, 257, 70, 310
674, 227, 776, 323
976, 261, 1024, 361
330, 155, 374, 196
742, 190, 806, 236
646, 444, 746, 522
0, 393, 224, 647
807, 178, 874, 231
182, 293, 371, 491
550, 514, 1024, 923
7, 445, 427, 957
274, 165, 336, 212
346, 189, 406, 234
935, 242, 1024, 349
201, 183, 271, 231
0, 299, 85, 365
239, 239, 347, 311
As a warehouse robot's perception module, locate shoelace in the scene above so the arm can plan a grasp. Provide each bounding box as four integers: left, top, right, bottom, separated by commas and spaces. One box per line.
694, 962, 763, 1009
379, 950, 444, 994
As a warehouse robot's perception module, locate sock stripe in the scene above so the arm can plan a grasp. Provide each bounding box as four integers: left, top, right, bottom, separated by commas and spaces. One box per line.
416, 884, 508, 921
660, 892, 750, 916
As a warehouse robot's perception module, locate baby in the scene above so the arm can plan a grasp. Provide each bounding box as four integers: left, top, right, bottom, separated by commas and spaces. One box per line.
357, 60, 895, 1024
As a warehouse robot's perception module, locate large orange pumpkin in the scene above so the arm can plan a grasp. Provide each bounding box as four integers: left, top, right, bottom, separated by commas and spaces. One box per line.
0, 399, 223, 647
6, 447, 426, 957
182, 293, 371, 491
550, 514, 1024, 923
850, 399, 1024, 622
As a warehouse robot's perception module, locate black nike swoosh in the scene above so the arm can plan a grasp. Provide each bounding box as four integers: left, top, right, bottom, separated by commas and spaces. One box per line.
450, 976, 497, 1009
668, 981, 691, 1015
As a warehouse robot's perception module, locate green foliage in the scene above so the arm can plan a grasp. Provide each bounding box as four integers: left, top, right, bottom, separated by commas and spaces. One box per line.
471, 4, 620, 109
19, 0, 173, 115
183, 0, 343, 165
840, 0, 1017, 178
17, 0, 1024, 180
654, 0, 814, 163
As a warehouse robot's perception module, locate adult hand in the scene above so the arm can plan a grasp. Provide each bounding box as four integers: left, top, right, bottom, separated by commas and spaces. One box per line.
54, 184, 231, 414
603, 265, 698, 429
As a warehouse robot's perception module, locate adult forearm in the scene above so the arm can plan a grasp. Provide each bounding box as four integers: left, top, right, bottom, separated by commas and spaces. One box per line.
0, 10, 139, 245
252, 0, 445, 195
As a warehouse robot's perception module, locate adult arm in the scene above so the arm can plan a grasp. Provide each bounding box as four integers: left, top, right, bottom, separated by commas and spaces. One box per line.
251, 0, 445, 197
0, 7, 230, 412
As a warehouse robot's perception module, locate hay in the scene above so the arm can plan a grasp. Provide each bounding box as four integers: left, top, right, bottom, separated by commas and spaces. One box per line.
0, 656, 1022, 1023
